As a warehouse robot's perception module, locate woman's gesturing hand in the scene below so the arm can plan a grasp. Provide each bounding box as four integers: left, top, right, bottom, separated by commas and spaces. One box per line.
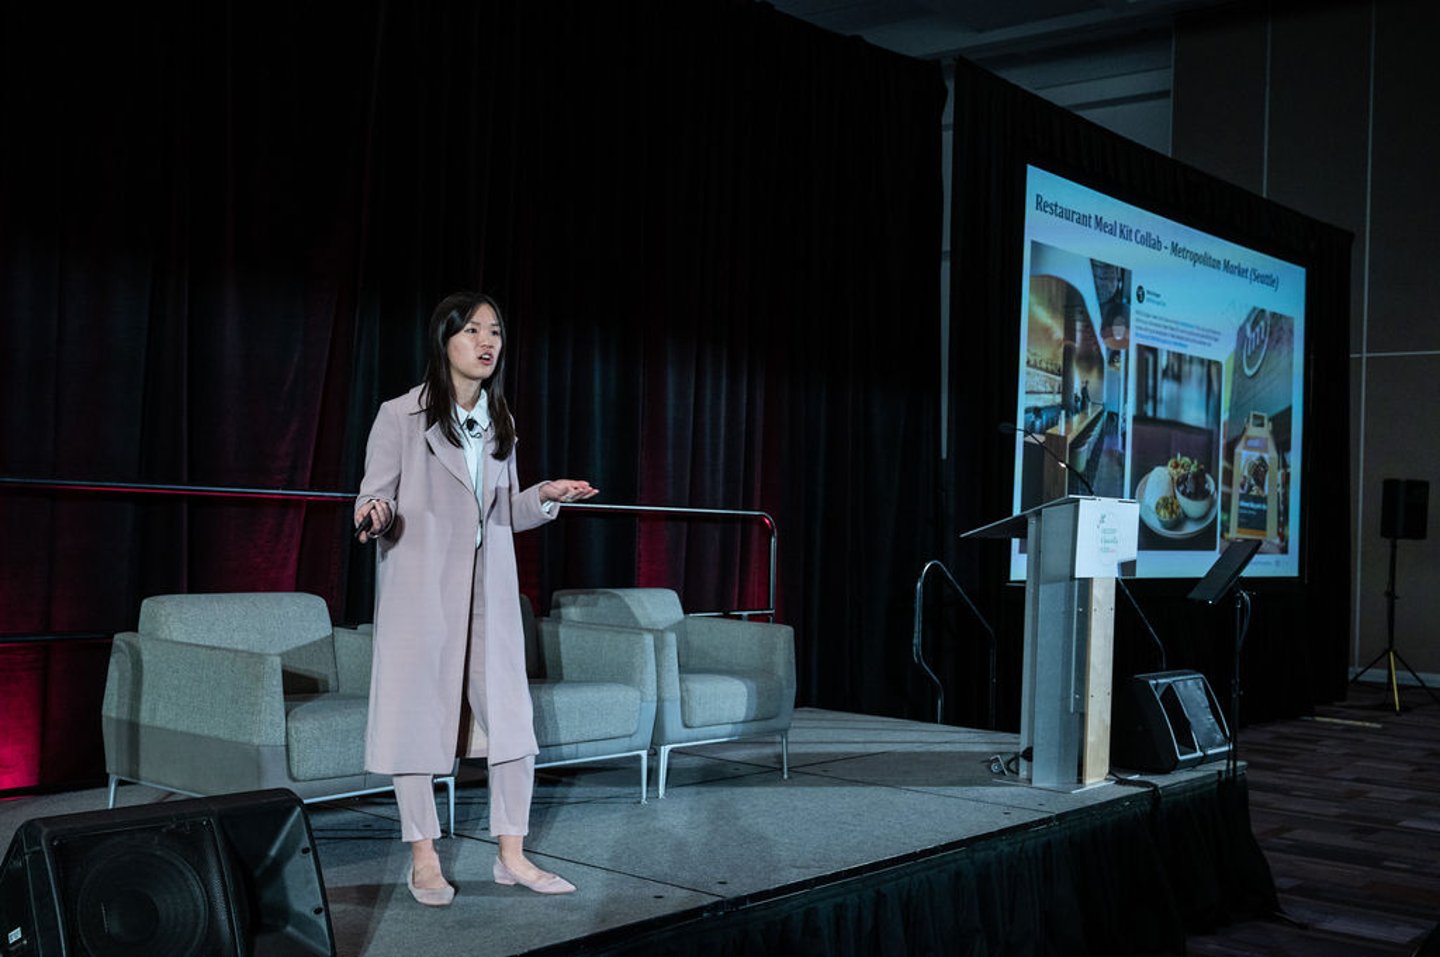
540, 480, 599, 504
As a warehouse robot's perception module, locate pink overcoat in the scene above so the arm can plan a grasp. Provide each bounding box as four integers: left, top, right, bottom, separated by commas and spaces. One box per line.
356, 384, 555, 774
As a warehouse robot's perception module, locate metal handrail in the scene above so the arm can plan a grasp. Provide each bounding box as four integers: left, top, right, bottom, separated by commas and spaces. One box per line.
0, 477, 777, 619
912, 559, 997, 728
560, 502, 777, 619
0, 476, 352, 501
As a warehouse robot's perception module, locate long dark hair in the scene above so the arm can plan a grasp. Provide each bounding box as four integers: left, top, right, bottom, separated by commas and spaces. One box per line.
419, 291, 516, 459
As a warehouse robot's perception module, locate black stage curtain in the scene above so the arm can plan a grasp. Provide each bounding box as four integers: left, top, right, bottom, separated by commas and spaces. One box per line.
0, 0, 947, 768
940, 57, 1353, 731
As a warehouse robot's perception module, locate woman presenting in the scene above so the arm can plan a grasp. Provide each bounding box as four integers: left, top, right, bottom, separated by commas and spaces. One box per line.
355, 291, 596, 907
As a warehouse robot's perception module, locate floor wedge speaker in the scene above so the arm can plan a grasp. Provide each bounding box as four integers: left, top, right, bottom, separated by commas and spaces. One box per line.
1110, 670, 1231, 774
0, 788, 335, 957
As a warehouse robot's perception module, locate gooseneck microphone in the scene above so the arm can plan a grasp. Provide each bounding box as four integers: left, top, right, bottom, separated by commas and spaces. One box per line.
997, 421, 1095, 495
998, 420, 1167, 669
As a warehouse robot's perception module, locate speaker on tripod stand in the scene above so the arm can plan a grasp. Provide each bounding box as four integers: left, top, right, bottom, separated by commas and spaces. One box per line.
1352, 478, 1439, 711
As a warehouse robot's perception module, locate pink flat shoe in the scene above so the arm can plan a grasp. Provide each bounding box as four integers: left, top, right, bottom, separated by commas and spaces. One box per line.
493, 856, 576, 894
407, 864, 456, 907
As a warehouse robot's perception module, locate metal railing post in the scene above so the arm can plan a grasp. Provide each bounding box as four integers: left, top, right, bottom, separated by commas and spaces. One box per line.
912, 559, 997, 728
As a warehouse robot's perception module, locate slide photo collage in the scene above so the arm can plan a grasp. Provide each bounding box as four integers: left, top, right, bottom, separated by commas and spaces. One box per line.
1011, 167, 1306, 579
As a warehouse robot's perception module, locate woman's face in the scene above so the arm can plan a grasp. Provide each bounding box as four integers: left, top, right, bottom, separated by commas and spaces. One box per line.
446, 302, 503, 389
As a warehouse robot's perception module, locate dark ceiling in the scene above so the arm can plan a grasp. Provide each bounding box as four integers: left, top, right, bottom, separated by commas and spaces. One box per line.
763, 0, 1237, 58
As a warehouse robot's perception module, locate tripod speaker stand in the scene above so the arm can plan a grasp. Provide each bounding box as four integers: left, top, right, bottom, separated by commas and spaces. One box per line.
1352, 478, 1440, 712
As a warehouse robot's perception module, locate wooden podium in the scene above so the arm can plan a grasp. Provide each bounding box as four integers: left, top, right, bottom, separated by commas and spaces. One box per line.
965, 496, 1140, 790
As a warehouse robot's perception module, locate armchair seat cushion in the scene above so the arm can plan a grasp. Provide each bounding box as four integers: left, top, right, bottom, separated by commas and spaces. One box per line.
529, 681, 642, 747
285, 694, 369, 781
679, 671, 785, 728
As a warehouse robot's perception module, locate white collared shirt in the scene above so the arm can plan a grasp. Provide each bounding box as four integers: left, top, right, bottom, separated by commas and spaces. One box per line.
455, 394, 491, 548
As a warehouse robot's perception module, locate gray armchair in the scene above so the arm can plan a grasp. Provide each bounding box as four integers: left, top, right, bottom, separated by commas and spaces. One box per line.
101, 592, 455, 833
550, 588, 795, 798
519, 595, 658, 802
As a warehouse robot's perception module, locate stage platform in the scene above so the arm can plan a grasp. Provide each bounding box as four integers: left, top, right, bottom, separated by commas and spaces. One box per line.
0, 708, 1274, 956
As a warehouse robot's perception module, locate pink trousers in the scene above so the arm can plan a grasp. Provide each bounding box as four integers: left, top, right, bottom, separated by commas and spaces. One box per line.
391, 546, 536, 843
393, 757, 534, 842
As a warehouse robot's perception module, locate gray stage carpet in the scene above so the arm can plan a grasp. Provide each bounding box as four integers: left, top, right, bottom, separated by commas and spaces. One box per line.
0, 708, 1220, 956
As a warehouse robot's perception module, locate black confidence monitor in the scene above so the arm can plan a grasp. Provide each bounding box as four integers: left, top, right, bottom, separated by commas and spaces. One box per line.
1187, 538, 1263, 605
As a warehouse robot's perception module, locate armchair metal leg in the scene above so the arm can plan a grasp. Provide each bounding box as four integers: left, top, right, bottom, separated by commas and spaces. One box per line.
655, 734, 791, 798
639, 751, 649, 805
657, 745, 674, 799
107, 775, 118, 809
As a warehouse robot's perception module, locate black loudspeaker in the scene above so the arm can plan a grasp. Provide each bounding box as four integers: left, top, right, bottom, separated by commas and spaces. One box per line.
0, 789, 335, 957
1110, 670, 1231, 774
1380, 478, 1429, 540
